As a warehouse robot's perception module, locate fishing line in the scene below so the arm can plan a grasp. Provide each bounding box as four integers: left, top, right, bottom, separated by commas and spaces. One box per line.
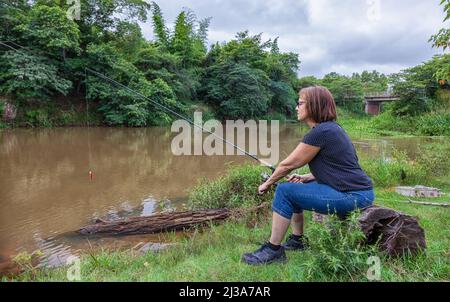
85, 68, 94, 181
85, 68, 276, 172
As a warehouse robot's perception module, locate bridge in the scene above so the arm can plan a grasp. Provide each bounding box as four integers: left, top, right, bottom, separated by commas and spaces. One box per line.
364, 93, 400, 115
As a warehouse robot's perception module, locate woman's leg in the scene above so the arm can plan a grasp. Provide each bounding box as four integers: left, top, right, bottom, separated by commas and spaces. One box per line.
290, 213, 304, 236
269, 212, 291, 245
268, 212, 304, 245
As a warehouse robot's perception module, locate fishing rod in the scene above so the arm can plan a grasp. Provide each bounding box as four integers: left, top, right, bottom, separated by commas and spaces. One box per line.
0, 40, 276, 172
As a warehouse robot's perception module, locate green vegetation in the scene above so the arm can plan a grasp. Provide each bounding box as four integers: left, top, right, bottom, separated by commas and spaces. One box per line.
188, 164, 274, 210
0, 1, 299, 126
297, 54, 450, 133
297, 70, 389, 115
1, 1, 448, 133
429, 0, 450, 51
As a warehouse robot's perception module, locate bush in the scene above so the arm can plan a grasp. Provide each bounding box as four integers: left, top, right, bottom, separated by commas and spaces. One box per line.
416, 142, 450, 177
371, 111, 414, 133
188, 164, 274, 209
0, 100, 4, 117
430, 89, 450, 110
304, 212, 378, 281
360, 149, 427, 187
24, 108, 53, 127
416, 112, 450, 136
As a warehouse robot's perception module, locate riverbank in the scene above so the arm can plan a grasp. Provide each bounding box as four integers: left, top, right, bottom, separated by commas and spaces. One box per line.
7, 148, 450, 281
2, 104, 448, 140
8, 189, 449, 282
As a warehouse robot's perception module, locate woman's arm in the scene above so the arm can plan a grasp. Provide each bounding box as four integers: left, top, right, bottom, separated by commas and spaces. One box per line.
263, 143, 320, 188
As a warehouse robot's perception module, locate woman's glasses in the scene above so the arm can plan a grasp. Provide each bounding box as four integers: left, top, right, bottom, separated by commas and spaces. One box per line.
297, 101, 306, 107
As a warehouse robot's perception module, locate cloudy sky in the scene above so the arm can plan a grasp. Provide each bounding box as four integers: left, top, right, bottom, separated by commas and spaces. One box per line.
141, 0, 449, 77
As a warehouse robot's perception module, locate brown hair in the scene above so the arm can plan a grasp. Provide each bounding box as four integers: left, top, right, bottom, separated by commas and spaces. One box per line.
299, 86, 337, 123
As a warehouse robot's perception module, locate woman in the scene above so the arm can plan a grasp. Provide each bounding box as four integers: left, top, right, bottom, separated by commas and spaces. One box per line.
242, 86, 374, 265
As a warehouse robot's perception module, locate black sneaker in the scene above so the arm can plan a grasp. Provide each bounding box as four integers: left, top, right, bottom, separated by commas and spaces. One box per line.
282, 234, 309, 251
241, 243, 287, 265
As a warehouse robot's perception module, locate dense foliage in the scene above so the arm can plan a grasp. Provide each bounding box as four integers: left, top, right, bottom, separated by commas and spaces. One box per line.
0, 0, 299, 125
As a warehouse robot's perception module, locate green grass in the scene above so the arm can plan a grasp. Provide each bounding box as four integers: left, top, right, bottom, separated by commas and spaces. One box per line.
336, 109, 415, 138
336, 107, 450, 138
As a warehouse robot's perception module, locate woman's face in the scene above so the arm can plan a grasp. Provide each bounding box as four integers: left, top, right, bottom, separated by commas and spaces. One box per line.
296, 96, 308, 121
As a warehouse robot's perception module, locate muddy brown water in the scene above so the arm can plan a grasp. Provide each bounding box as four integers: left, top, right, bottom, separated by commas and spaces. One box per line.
0, 125, 446, 273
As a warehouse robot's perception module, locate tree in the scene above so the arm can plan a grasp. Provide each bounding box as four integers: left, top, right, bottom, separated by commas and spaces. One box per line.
112, 21, 145, 61
15, 4, 81, 60
0, 0, 30, 41
170, 9, 208, 67
79, 0, 150, 30
85, 43, 178, 126
201, 61, 271, 119
150, 1, 169, 48
203, 31, 299, 117
429, 0, 450, 50
321, 73, 365, 113
0, 50, 72, 101
389, 55, 450, 116
296, 76, 319, 90
359, 70, 388, 93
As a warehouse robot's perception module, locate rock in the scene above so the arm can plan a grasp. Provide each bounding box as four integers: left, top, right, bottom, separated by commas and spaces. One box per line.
137, 242, 176, 255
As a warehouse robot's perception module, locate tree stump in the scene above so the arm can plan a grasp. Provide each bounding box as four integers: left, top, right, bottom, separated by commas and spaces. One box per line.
358, 206, 426, 257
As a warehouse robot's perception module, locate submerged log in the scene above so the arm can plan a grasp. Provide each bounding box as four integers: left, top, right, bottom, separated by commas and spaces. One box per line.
78, 204, 426, 257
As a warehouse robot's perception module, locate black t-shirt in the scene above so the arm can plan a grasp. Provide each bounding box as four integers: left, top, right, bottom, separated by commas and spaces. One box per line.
302, 121, 372, 192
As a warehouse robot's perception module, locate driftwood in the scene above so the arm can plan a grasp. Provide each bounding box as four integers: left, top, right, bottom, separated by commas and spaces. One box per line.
401, 199, 450, 207
78, 204, 426, 257
78, 203, 268, 236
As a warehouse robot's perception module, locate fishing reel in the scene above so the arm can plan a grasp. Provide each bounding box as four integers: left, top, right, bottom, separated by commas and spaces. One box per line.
261, 172, 271, 183
260, 172, 277, 187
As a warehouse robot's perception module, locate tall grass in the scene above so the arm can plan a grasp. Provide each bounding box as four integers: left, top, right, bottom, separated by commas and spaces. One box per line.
303, 211, 379, 281
360, 149, 428, 188
188, 164, 275, 209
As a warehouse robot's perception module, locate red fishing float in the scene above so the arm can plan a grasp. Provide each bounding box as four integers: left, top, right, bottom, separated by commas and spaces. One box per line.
89, 170, 93, 181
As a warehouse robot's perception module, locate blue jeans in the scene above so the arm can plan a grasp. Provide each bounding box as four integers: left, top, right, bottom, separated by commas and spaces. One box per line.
272, 181, 374, 219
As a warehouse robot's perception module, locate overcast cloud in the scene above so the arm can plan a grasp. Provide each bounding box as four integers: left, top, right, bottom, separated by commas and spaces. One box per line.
141, 0, 449, 77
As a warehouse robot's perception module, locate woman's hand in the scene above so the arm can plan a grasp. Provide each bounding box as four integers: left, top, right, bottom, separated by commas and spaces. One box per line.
287, 173, 315, 183
258, 182, 271, 195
